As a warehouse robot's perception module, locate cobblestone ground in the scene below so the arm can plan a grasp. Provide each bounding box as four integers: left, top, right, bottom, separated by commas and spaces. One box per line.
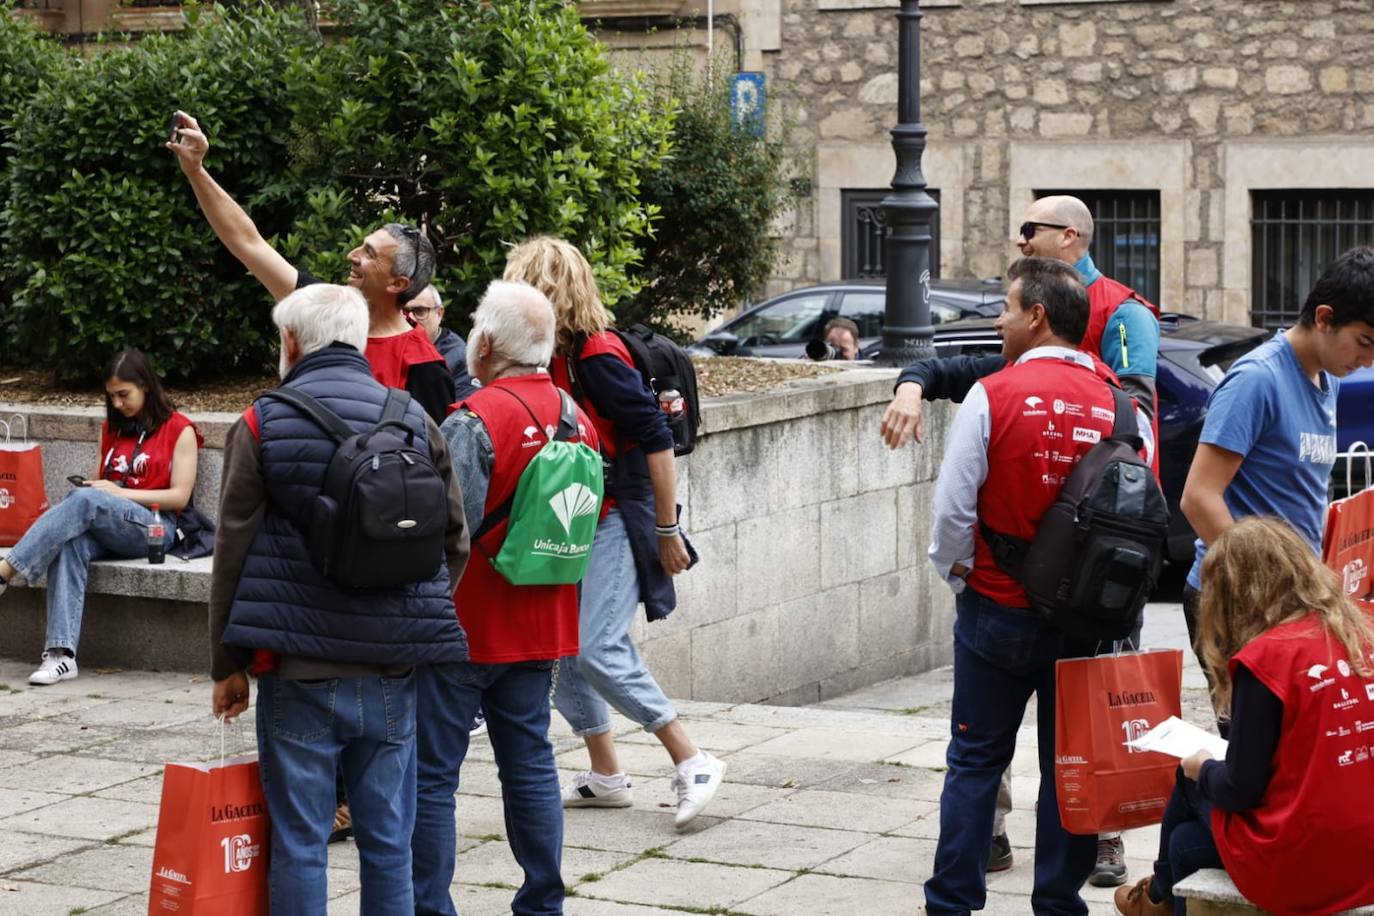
0, 602, 1205, 914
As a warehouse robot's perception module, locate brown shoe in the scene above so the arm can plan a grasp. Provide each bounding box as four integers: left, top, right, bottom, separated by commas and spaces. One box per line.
328, 802, 353, 844
1114, 876, 1171, 916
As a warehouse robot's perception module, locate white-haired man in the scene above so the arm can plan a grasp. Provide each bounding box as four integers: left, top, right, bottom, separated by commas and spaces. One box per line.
210, 283, 470, 914
412, 281, 600, 916
405, 284, 478, 400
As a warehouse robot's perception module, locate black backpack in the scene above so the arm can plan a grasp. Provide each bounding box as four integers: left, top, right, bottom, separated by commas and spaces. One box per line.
572, 324, 700, 456
259, 387, 448, 590
982, 385, 1169, 641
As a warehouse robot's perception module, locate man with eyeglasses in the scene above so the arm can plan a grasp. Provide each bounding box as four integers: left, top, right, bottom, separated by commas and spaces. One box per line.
167, 111, 453, 425
405, 285, 478, 401
880, 194, 1160, 889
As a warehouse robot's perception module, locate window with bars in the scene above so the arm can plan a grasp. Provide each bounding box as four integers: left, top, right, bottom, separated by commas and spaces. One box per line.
841, 189, 940, 280
1036, 190, 1162, 306
1251, 191, 1374, 331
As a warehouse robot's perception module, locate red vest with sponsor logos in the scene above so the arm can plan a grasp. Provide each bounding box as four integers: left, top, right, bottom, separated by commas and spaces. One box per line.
1212, 609, 1374, 915
967, 356, 1121, 608
98, 412, 202, 495
453, 374, 598, 663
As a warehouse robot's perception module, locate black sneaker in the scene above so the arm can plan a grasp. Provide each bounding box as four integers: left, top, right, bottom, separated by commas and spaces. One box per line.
1089, 834, 1128, 887
987, 833, 1013, 872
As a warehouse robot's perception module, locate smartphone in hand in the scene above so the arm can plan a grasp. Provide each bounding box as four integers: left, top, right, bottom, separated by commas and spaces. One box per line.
169, 111, 184, 144
67, 475, 87, 487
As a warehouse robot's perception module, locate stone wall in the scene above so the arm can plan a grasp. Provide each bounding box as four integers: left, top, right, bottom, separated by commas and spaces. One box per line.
0, 374, 957, 704
594, 0, 1374, 323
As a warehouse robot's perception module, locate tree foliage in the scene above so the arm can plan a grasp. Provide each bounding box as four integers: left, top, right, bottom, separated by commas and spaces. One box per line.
619, 52, 800, 334
286, 0, 672, 323
1, 7, 314, 380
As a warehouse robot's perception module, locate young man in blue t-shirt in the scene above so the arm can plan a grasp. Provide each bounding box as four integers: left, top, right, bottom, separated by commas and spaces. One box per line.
1181, 246, 1374, 715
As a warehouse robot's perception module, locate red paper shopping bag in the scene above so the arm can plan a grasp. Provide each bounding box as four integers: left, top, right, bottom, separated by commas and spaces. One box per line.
0, 418, 49, 545
1054, 648, 1183, 834
147, 754, 270, 915
1324, 487, 1374, 601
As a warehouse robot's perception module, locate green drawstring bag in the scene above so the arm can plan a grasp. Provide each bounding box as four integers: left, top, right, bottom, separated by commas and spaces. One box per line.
474, 388, 604, 586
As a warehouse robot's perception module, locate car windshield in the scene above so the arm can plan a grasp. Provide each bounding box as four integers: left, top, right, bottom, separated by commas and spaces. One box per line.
839, 290, 967, 337
729, 293, 829, 345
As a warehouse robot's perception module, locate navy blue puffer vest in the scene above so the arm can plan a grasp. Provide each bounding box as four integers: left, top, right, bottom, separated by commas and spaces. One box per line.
222, 345, 468, 665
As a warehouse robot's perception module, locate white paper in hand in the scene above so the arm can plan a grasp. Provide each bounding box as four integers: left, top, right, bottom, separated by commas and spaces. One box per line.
1126, 716, 1229, 760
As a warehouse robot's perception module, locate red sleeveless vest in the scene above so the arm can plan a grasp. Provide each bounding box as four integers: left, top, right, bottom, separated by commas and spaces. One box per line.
452, 374, 597, 663
1212, 609, 1374, 915
1082, 275, 1160, 358
966, 355, 1120, 608
98, 412, 202, 494
1084, 276, 1160, 477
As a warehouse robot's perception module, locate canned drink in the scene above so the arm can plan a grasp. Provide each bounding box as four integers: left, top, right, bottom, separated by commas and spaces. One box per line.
659, 388, 685, 418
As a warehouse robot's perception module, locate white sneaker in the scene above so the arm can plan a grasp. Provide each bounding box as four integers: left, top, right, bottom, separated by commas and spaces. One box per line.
672, 752, 726, 828
562, 771, 633, 808
469, 709, 488, 738
29, 651, 78, 686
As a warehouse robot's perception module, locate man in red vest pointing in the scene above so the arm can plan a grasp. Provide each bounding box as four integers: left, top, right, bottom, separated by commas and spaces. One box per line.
924, 257, 1126, 916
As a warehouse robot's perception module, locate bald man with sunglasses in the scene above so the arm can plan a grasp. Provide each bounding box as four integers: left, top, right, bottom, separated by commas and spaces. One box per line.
880, 195, 1160, 889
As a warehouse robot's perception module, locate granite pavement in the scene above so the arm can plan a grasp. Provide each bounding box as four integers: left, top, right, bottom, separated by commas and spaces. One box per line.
0, 601, 1210, 915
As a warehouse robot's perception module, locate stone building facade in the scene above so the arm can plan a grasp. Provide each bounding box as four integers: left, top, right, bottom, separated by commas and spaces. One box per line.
590, 0, 1374, 326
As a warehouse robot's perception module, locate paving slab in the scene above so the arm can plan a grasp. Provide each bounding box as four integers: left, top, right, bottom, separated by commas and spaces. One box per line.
574, 857, 792, 910
0, 755, 157, 795
740, 871, 917, 915
735, 787, 931, 833
0, 880, 124, 915
0, 795, 160, 842
664, 819, 872, 871
14, 843, 155, 893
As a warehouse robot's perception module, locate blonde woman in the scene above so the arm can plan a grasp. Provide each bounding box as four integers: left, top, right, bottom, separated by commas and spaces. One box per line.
1115, 517, 1374, 915
504, 238, 725, 828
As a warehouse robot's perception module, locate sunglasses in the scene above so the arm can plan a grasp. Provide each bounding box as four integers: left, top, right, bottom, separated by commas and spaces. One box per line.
1019, 221, 1070, 241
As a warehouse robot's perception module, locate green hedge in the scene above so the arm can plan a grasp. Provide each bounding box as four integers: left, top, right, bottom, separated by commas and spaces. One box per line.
285, 0, 672, 320
0, 3, 789, 380
2, 8, 313, 380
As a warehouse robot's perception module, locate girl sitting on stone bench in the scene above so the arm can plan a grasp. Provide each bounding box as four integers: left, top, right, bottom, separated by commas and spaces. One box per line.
0, 348, 202, 686
1115, 516, 1374, 916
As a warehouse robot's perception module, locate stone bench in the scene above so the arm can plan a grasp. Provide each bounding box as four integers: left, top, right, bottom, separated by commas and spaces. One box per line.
0, 547, 213, 672
1175, 869, 1374, 915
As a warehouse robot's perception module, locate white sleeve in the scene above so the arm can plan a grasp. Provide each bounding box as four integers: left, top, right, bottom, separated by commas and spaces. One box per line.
928, 382, 991, 592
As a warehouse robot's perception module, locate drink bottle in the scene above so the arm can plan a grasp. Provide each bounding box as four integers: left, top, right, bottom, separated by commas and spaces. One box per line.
147, 504, 166, 565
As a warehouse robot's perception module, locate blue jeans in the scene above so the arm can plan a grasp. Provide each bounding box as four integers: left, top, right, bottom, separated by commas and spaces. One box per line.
5, 487, 172, 653
552, 510, 676, 736
1151, 771, 1222, 915
255, 672, 418, 916
925, 589, 1097, 916
412, 661, 563, 916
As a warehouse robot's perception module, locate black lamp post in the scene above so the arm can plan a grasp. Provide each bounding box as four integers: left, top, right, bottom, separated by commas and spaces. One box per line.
876, 0, 939, 366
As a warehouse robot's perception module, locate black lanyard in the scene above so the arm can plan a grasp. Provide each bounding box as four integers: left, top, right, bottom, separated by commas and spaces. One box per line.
102, 430, 148, 488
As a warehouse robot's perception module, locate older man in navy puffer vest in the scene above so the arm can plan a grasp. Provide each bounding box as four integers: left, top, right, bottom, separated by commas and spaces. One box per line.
209, 283, 470, 916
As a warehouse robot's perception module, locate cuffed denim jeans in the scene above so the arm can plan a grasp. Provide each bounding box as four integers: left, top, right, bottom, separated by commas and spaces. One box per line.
5, 487, 172, 653
552, 510, 676, 736
412, 661, 563, 916
255, 671, 418, 916
924, 588, 1097, 916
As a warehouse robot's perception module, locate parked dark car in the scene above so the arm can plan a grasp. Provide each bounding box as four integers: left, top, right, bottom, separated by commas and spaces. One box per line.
693, 282, 1270, 563
690, 279, 1005, 359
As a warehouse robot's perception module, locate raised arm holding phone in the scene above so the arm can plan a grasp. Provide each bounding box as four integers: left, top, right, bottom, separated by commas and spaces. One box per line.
165, 111, 455, 423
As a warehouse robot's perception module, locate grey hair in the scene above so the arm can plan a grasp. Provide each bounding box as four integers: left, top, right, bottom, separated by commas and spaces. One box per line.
272, 283, 369, 356
416, 284, 443, 312
383, 223, 437, 305
470, 280, 556, 370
